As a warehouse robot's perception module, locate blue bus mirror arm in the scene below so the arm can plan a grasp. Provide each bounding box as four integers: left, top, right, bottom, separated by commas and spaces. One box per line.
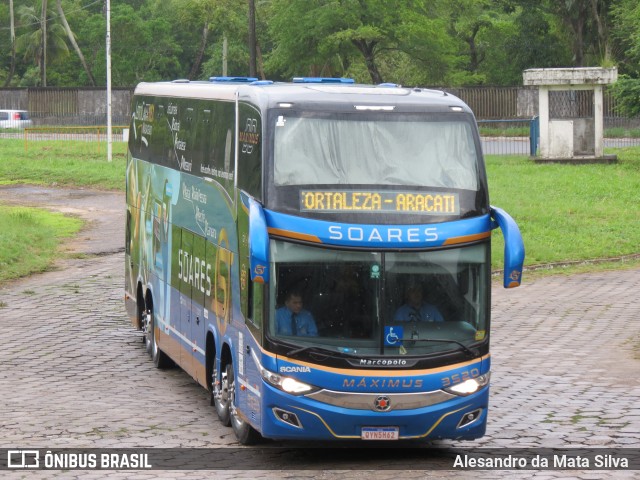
490, 206, 525, 289
249, 197, 270, 284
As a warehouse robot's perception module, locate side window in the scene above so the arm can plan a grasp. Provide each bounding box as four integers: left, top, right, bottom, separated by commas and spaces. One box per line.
238, 103, 262, 199
251, 281, 264, 329
125, 210, 132, 255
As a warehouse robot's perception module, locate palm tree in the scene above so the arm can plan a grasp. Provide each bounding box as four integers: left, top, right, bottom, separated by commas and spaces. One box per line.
56, 0, 96, 85
16, 1, 69, 86
3, 0, 16, 87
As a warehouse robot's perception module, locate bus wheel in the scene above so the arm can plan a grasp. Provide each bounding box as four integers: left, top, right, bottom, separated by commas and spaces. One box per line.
138, 296, 147, 344
229, 363, 261, 445
143, 310, 153, 355
214, 363, 232, 426
146, 301, 172, 369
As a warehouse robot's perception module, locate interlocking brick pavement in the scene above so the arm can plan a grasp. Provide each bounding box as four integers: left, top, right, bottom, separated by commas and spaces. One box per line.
0, 186, 638, 479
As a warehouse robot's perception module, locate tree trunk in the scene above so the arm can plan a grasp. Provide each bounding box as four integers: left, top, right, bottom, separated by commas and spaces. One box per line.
4, 0, 16, 87
222, 34, 228, 76
41, 0, 47, 86
466, 25, 482, 72
256, 41, 266, 80
248, 0, 257, 77
189, 24, 209, 80
352, 39, 383, 84
590, 0, 610, 61
56, 0, 96, 86
573, 17, 585, 66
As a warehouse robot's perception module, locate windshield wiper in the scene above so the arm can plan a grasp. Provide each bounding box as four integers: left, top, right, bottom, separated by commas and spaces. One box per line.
408, 338, 478, 358
286, 344, 335, 359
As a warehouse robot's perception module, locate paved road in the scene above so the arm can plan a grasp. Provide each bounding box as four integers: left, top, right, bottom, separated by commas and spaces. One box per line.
0, 186, 638, 479
480, 137, 640, 155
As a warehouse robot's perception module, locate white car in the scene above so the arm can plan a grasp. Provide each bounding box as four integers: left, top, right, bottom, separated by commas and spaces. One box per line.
0, 109, 33, 129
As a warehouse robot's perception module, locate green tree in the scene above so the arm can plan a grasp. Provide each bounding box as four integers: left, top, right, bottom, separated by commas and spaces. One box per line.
3, 0, 17, 87
611, 0, 640, 76
265, 0, 452, 84
446, 0, 504, 83
483, 2, 571, 85
56, 0, 95, 85
198, 0, 250, 78
15, 0, 69, 86
80, 2, 182, 86
545, 0, 612, 66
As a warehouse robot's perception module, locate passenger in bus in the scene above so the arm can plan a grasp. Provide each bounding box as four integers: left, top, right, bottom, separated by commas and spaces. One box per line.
393, 283, 444, 322
276, 290, 318, 336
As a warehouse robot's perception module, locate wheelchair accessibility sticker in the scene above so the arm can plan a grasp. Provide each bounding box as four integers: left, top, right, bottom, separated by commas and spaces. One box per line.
384, 326, 403, 346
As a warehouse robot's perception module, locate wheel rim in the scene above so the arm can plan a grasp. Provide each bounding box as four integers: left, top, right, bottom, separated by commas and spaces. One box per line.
217, 371, 230, 409
229, 374, 247, 430
143, 311, 153, 354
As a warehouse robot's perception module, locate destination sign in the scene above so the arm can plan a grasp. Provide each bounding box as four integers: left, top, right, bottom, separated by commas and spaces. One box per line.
300, 190, 459, 215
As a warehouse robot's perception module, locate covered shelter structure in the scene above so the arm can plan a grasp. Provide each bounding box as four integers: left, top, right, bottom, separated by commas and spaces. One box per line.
523, 67, 618, 163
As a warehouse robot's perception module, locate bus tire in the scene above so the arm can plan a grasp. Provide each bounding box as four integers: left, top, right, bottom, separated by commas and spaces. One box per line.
214, 363, 232, 426
144, 309, 153, 355
146, 300, 172, 369
137, 292, 146, 344
229, 362, 261, 445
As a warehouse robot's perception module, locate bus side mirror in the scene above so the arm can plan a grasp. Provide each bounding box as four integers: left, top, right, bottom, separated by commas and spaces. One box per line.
249, 197, 269, 284
490, 206, 525, 288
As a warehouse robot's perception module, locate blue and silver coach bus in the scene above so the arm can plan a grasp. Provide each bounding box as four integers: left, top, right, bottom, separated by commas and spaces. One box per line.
125, 77, 524, 444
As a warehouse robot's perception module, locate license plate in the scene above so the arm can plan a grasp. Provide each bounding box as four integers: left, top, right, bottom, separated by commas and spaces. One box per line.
361, 426, 399, 440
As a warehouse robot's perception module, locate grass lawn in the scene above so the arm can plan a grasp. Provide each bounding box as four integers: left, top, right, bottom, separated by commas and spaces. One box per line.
486, 146, 640, 270
0, 206, 83, 284
0, 139, 123, 285
0, 139, 126, 191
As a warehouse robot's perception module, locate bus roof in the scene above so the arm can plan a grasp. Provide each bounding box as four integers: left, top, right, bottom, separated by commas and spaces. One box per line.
133, 79, 472, 114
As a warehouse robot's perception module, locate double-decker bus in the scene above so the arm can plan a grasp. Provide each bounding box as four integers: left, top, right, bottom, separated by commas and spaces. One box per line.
125, 76, 524, 444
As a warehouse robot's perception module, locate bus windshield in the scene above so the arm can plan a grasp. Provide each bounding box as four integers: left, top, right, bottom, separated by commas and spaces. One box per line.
268, 240, 489, 356
273, 113, 479, 190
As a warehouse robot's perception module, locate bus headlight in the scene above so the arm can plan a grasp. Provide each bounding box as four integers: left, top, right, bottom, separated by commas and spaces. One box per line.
444, 373, 490, 396
259, 366, 318, 395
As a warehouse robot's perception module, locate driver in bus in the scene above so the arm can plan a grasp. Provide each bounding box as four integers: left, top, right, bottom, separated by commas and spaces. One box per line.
276, 290, 318, 336
393, 283, 444, 323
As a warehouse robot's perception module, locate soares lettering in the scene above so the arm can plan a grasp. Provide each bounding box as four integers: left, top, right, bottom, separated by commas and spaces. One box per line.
178, 248, 212, 296
328, 226, 438, 243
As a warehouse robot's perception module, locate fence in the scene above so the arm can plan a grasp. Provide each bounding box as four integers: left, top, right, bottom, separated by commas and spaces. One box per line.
1, 86, 639, 155
2, 85, 638, 122
0, 87, 132, 126
22, 126, 129, 152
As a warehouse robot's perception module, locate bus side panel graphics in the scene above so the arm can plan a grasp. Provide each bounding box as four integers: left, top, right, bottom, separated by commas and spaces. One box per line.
265, 210, 493, 249
233, 331, 266, 432
131, 95, 237, 202
129, 159, 239, 374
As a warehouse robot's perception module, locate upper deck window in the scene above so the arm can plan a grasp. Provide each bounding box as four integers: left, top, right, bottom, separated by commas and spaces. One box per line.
273, 113, 479, 191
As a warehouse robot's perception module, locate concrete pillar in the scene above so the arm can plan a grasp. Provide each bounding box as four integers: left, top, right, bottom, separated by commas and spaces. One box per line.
538, 87, 549, 158
594, 85, 604, 158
